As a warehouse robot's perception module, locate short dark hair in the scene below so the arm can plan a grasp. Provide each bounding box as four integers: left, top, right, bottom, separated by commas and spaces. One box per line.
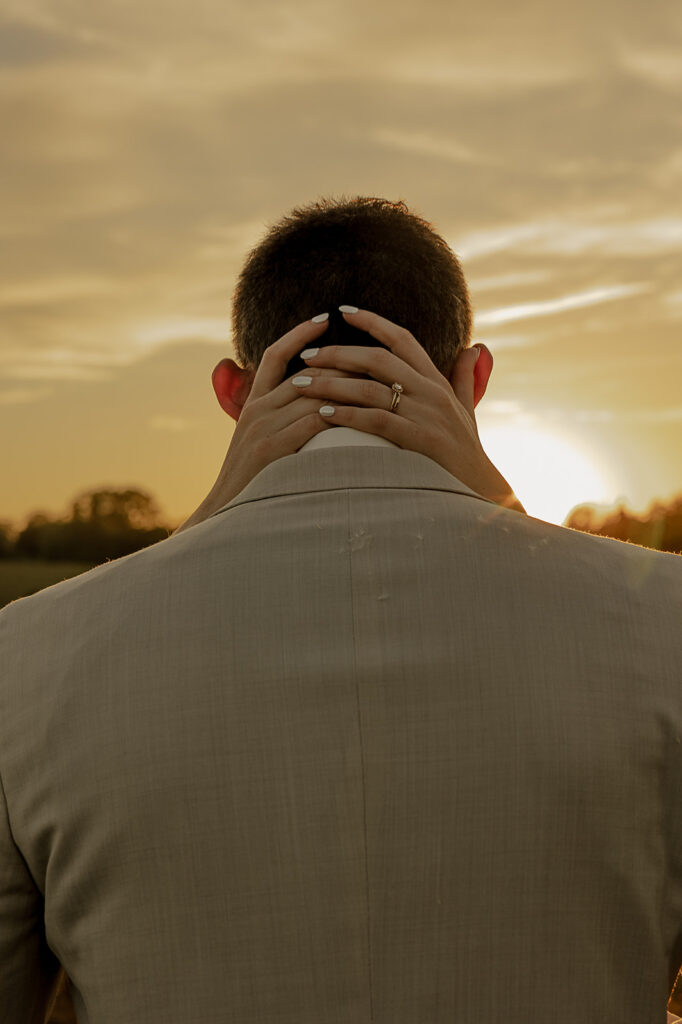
229, 195, 473, 383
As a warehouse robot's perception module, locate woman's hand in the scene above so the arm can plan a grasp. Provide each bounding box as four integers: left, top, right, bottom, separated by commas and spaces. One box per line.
172, 312, 365, 533
172, 306, 524, 535
293, 306, 526, 513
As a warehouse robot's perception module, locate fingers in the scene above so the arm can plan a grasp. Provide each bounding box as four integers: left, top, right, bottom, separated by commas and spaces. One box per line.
262, 366, 361, 411
290, 372, 395, 412
338, 307, 444, 383
312, 400, 427, 456
299, 341, 429, 401
248, 315, 330, 402
288, 371, 435, 458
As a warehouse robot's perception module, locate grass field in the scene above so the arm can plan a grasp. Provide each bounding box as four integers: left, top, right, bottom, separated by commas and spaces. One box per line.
0, 558, 99, 609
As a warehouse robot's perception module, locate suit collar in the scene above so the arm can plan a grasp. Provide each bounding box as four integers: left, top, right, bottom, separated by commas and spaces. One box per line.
207, 445, 500, 519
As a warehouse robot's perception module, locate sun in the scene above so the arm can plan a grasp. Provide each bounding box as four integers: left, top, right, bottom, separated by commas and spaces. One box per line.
479, 423, 619, 526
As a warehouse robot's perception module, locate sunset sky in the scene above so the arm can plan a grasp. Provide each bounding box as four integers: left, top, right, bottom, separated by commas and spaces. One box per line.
1, 0, 681, 529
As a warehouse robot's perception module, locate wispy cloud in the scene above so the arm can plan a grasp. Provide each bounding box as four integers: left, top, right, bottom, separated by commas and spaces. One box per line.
575, 406, 682, 423
375, 129, 487, 166
134, 318, 231, 348
474, 334, 535, 351
3, 364, 112, 381
573, 409, 616, 423
482, 400, 525, 416
0, 275, 122, 308
476, 284, 648, 327
1, 345, 131, 381
468, 271, 551, 293
148, 414, 196, 433
617, 43, 682, 88
454, 223, 551, 261
629, 406, 682, 423
0, 386, 53, 405
458, 217, 682, 261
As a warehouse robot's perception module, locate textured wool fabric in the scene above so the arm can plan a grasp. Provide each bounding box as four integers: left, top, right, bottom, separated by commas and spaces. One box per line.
1, 444, 681, 1023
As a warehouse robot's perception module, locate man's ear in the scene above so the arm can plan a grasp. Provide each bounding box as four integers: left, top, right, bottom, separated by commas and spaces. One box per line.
470, 344, 493, 409
212, 359, 256, 421
446, 343, 493, 417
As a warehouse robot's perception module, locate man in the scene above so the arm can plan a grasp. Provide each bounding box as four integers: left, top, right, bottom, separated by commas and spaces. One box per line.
1, 196, 681, 1022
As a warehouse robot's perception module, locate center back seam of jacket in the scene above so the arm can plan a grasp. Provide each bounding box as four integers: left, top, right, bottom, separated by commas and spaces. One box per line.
346, 489, 374, 1020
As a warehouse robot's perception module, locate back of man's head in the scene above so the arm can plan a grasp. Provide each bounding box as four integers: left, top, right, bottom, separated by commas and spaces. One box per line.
230, 195, 473, 382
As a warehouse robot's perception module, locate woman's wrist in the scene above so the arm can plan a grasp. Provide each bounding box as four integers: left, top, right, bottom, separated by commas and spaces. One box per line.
477, 458, 527, 514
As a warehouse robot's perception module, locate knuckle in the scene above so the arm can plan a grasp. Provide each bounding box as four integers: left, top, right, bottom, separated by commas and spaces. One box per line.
239, 399, 256, 425
426, 381, 450, 415
411, 422, 431, 449
251, 436, 270, 461
360, 378, 377, 401
375, 347, 392, 372
433, 379, 452, 404
371, 407, 391, 432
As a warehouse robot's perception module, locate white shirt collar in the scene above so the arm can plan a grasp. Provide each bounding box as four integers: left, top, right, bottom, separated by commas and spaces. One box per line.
298, 426, 400, 454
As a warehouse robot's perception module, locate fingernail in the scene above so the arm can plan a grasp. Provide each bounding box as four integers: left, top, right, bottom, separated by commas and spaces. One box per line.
292, 375, 312, 387
472, 346, 481, 363
339, 305, 358, 313
311, 312, 329, 322
300, 347, 319, 359
319, 405, 335, 416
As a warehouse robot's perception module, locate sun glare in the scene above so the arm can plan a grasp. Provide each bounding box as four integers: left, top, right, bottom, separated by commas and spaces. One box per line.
479, 424, 619, 526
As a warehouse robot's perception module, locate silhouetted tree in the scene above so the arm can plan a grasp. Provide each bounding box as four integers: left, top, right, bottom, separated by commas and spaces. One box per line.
565, 494, 682, 555
69, 487, 164, 532
0, 519, 18, 558
564, 505, 600, 535
13, 489, 172, 564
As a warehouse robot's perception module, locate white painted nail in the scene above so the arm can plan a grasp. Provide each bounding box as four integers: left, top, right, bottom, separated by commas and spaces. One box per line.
292, 375, 312, 386
300, 347, 319, 359
339, 304, 359, 313
311, 312, 329, 322
319, 405, 335, 416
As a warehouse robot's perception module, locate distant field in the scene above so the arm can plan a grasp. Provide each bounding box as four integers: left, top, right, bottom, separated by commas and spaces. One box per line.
0, 559, 99, 609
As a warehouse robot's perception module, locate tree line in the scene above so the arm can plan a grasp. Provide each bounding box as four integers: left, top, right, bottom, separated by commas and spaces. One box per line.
1, 484, 681, 565
0, 488, 176, 564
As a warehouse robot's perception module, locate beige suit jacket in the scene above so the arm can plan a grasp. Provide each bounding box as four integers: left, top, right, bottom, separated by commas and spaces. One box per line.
1, 443, 682, 1023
